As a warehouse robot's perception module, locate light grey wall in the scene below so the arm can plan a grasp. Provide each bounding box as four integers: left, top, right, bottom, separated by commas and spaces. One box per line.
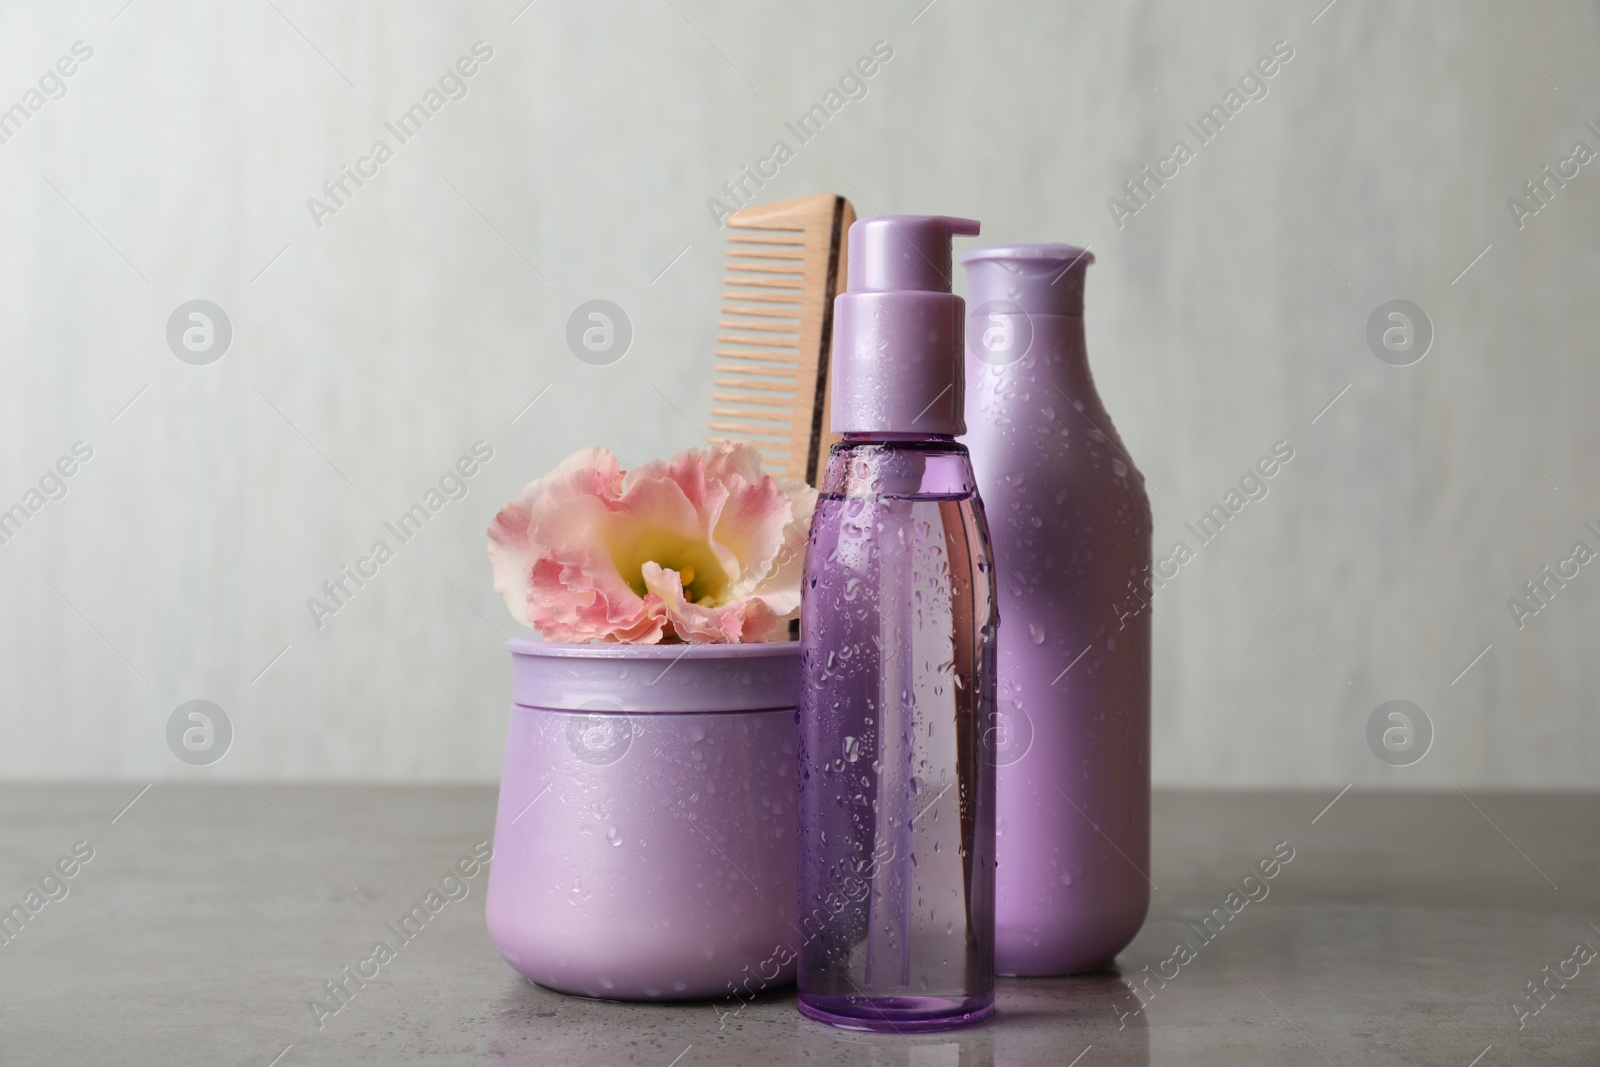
1, 0, 1596, 786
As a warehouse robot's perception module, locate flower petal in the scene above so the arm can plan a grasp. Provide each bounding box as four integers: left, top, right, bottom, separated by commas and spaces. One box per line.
712, 478, 793, 594
643, 561, 744, 643
530, 548, 667, 644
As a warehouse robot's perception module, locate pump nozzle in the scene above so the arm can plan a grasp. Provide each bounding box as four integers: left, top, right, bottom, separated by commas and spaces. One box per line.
831, 214, 981, 435
848, 215, 983, 295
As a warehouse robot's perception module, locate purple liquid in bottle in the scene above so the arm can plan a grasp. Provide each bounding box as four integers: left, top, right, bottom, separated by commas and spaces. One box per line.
797, 216, 998, 1032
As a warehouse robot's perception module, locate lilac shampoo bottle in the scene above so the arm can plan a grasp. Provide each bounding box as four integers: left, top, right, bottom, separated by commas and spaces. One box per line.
797, 215, 999, 1032
959, 246, 1152, 976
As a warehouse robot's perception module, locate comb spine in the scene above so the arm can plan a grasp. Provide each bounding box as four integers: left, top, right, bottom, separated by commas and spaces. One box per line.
805, 196, 847, 486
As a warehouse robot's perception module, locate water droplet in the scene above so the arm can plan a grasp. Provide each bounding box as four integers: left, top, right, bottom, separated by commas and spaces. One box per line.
1112, 459, 1129, 477
1060, 872, 1073, 886
606, 826, 622, 846
1028, 623, 1045, 645
843, 736, 860, 762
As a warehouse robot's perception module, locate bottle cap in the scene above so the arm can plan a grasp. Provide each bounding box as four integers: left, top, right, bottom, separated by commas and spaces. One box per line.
960, 244, 1095, 317
831, 215, 981, 435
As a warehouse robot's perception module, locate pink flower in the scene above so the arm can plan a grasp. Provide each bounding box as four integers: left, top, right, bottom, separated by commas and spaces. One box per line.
487, 444, 816, 644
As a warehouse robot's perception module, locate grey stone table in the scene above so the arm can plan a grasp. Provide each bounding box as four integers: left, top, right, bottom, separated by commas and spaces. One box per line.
1, 786, 1596, 1065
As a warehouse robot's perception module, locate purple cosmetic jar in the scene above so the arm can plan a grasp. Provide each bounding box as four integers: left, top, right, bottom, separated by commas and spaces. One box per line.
485, 639, 800, 1001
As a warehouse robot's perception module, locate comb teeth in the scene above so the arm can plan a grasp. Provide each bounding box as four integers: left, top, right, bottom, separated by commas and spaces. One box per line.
710, 195, 853, 486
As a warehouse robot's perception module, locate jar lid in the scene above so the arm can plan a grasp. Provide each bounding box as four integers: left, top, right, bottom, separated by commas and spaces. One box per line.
507, 638, 801, 713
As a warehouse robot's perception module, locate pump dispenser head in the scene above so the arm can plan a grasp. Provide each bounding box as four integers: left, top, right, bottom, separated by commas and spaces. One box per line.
830, 214, 981, 436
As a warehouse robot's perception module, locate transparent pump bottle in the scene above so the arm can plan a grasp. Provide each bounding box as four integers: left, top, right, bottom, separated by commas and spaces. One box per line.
797, 215, 999, 1032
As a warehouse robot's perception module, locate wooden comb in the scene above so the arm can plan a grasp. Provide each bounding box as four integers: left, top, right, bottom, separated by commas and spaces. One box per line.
709, 194, 854, 488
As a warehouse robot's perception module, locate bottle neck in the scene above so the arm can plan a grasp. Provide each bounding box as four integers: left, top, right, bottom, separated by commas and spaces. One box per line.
822, 434, 976, 497
965, 313, 1122, 454
1024, 314, 1098, 405
840, 432, 958, 445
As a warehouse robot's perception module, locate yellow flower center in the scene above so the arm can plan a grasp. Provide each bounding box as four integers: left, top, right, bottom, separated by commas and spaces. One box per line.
611, 532, 730, 606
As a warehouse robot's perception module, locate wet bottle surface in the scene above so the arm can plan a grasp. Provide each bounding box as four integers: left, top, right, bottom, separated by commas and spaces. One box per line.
797, 435, 999, 1031
960, 245, 1152, 976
